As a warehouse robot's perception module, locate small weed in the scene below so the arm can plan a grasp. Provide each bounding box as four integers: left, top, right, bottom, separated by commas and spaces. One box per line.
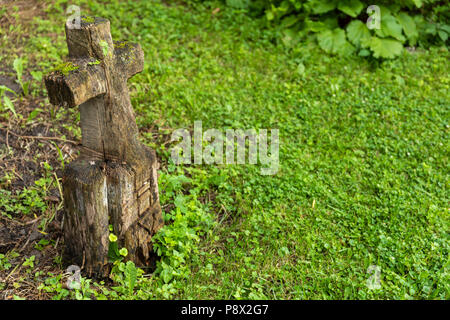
13, 57, 30, 96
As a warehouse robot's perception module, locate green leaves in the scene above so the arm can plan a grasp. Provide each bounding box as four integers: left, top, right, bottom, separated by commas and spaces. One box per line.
99, 40, 110, 58
346, 16, 407, 59
2, 95, 16, 117
13, 57, 30, 96
109, 260, 141, 297
306, 0, 337, 14
152, 179, 216, 287
317, 28, 355, 56
347, 20, 371, 47
369, 37, 403, 59
108, 232, 123, 263
260, 0, 446, 60
23, 255, 35, 271
397, 12, 418, 44
411, 0, 423, 8
13, 57, 23, 80
377, 14, 405, 42
0, 84, 17, 117
438, 29, 448, 42
337, 0, 364, 18
125, 261, 137, 295
109, 233, 118, 242
225, 0, 249, 9
119, 248, 128, 257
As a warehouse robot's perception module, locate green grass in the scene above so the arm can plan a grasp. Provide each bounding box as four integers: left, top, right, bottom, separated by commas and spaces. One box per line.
0, 0, 448, 299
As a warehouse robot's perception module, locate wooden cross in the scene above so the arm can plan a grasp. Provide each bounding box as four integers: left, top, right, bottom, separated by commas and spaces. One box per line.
45, 17, 163, 276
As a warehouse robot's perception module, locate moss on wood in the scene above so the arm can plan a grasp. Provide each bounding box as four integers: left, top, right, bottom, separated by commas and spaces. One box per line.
53, 61, 79, 76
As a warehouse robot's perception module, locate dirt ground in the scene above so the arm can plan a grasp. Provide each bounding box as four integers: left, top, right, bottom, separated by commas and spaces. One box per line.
0, 0, 84, 299
0, 0, 174, 299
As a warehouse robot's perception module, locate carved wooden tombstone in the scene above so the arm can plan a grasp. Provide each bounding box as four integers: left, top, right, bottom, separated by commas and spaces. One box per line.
45, 17, 163, 276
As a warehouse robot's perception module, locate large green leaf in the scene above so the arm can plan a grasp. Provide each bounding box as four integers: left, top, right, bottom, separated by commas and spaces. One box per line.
396, 12, 418, 44
346, 20, 371, 47
411, 0, 423, 8
306, 0, 337, 14
2, 96, 17, 117
377, 14, 405, 42
369, 36, 403, 59
317, 28, 355, 56
305, 17, 339, 33
337, 0, 364, 18
317, 29, 335, 53
441, 25, 450, 34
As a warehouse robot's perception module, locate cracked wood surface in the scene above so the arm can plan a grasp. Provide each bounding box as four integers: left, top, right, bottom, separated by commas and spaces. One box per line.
45, 17, 163, 276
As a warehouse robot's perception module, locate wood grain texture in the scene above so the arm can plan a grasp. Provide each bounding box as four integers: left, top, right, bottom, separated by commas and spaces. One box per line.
45, 17, 163, 277
44, 62, 106, 108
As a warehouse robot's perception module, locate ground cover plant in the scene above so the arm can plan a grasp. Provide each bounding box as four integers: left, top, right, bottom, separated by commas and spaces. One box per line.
0, 0, 448, 300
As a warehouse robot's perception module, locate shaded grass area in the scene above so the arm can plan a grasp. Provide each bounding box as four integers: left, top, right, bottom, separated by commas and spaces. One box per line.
0, 0, 448, 299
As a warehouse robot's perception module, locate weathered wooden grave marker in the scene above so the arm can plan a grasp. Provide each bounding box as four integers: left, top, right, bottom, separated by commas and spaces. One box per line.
45, 17, 163, 276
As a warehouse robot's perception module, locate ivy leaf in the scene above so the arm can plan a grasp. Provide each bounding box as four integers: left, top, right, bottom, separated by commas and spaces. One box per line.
369, 36, 403, 59
347, 20, 371, 47
317, 28, 355, 56
396, 12, 418, 44
337, 0, 364, 18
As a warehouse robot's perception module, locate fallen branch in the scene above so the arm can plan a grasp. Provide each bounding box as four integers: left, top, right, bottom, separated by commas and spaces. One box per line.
0, 127, 79, 145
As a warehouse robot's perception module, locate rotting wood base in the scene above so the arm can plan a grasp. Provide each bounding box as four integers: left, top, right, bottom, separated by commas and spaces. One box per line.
62, 151, 163, 277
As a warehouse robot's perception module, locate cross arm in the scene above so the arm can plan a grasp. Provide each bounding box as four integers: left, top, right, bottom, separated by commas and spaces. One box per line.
114, 41, 145, 79
45, 60, 107, 107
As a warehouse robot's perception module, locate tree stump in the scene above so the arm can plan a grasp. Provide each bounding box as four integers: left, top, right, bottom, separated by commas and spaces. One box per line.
44, 17, 163, 277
